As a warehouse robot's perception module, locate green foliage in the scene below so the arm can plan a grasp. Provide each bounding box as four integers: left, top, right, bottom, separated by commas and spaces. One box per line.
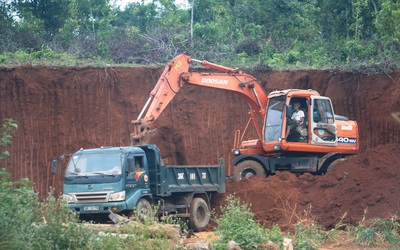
0, 169, 38, 249
212, 195, 269, 250
349, 217, 400, 246
0, 47, 111, 66
0, 118, 17, 162
290, 223, 339, 250
0, 171, 96, 249
374, 0, 400, 48
265, 225, 285, 249
0, 0, 398, 70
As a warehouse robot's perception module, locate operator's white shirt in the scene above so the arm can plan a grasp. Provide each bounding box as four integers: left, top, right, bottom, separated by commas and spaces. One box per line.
291, 110, 305, 122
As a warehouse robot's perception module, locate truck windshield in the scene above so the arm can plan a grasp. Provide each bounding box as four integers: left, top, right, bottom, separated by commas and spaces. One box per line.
264, 96, 285, 142
65, 153, 122, 177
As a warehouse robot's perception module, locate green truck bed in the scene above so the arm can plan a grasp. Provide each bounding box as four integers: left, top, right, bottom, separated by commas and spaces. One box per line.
138, 145, 226, 197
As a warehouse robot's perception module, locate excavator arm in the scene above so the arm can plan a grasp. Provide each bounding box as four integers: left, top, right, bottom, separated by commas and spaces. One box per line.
131, 53, 268, 145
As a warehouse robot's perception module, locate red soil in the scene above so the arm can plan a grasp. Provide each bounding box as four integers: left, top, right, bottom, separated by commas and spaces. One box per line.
0, 65, 399, 229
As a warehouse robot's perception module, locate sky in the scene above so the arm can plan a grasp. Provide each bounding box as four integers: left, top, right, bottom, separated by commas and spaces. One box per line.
114, 0, 190, 9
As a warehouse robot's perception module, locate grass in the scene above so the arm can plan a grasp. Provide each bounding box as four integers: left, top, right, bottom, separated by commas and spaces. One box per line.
1, 46, 398, 74
0, 47, 145, 67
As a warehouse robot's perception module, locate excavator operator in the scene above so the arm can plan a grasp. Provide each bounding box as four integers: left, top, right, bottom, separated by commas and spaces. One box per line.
285, 102, 305, 139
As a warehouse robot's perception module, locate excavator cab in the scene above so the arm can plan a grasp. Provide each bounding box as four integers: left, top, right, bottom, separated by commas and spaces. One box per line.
263, 89, 339, 150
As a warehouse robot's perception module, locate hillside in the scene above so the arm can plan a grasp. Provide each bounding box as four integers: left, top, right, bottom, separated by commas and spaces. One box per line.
0, 66, 399, 228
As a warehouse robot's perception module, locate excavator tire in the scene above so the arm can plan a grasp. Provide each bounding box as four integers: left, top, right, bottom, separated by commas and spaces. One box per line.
323, 158, 344, 174
233, 160, 266, 181
317, 157, 344, 175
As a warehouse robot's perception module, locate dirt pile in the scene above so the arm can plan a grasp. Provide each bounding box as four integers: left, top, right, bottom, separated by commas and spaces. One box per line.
0, 65, 399, 229
212, 143, 400, 230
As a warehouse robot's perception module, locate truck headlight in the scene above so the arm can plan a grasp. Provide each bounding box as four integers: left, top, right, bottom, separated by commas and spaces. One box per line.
62, 194, 74, 203
109, 191, 125, 201
233, 149, 240, 155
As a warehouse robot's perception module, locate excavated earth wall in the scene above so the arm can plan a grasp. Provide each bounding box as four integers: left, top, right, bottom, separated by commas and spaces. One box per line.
0, 66, 399, 228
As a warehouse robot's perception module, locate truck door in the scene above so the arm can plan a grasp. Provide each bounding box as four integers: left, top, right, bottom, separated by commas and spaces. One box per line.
310, 97, 338, 146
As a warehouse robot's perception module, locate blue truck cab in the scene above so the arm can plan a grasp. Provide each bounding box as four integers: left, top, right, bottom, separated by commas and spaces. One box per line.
53, 144, 225, 229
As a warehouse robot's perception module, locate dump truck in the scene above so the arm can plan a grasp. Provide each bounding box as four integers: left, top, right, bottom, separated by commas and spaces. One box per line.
132, 54, 359, 180
52, 144, 225, 229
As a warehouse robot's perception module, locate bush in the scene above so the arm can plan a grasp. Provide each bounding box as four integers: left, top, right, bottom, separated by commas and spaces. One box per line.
349, 217, 400, 246
291, 223, 325, 250
213, 195, 268, 249
0, 118, 17, 162
266, 225, 284, 249
0, 169, 99, 249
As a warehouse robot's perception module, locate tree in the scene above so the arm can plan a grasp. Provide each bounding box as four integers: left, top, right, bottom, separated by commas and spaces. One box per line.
113, 1, 158, 32
375, 0, 400, 47
0, 1, 17, 52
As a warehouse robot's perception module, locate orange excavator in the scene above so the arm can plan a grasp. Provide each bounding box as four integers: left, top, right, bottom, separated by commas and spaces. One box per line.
132, 54, 359, 180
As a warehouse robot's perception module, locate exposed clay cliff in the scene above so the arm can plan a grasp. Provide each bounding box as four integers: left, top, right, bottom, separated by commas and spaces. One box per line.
1, 66, 399, 228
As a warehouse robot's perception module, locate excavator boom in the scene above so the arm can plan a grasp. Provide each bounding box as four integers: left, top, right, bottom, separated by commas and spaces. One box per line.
131, 54, 268, 145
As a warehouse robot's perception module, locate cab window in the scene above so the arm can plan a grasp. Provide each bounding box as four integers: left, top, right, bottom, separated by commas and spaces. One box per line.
264, 96, 286, 142
127, 156, 145, 172
313, 99, 334, 124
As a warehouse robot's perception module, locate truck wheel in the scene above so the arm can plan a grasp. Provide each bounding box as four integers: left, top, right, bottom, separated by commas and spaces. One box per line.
233, 160, 266, 181
189, 198, 210, 230
135, 198, 152, 220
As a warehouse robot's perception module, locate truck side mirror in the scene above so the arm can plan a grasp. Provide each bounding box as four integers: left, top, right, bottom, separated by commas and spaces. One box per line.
52, 155, 65, 175
52, 159, 58, 175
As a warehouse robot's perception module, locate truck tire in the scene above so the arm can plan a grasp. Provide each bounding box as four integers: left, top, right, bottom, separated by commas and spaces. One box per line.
135, 198, 152, 220
233, 160, 266, 181
189, 198, 210, 230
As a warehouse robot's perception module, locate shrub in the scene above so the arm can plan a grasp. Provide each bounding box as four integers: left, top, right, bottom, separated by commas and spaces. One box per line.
0, 118, 17, 162
213, 194, 268, 249
0, 170, 99, 249
349, 217, 400, 246
291, 223, 325, 250
265, 225, 284, 249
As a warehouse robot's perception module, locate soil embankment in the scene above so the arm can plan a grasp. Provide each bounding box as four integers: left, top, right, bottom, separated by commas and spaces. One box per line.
0, 66, 399, 228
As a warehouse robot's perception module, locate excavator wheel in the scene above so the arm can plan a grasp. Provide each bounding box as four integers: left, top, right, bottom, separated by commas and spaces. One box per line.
233, 160, 266, 181
319, 158, 344, 175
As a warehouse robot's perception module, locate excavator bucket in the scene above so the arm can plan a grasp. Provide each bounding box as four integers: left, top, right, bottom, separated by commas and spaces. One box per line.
392, 112, 400, 125
131, 120, 151, 145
